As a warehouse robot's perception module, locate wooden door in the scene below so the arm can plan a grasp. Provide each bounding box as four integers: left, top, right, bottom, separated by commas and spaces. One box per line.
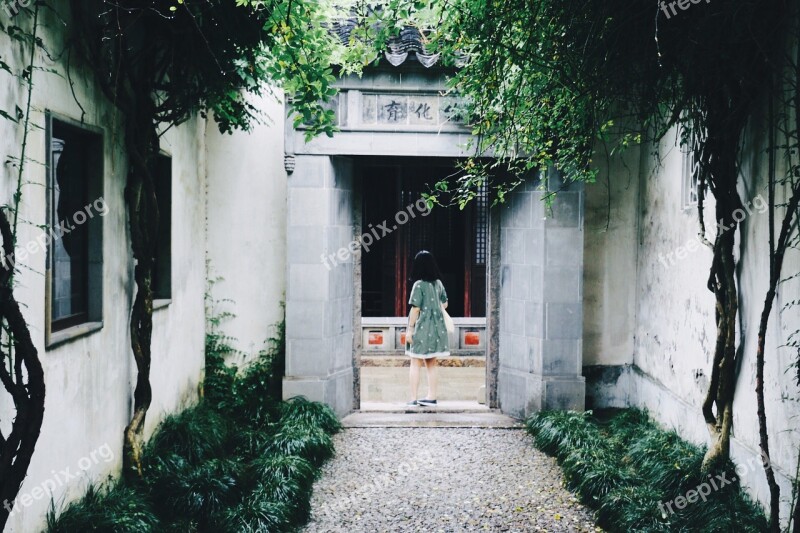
360, 159, 487, 318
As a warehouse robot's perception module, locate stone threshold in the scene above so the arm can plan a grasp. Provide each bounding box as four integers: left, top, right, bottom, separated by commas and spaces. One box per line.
359, 400, 489, 412
342, 411, 524, 429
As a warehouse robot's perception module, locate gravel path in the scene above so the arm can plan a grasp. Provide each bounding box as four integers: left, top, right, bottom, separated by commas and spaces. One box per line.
302, 427, 600, 532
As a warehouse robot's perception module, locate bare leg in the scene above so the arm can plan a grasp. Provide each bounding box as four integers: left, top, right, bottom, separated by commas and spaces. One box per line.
424, 357, 438, 400
409, 358, 422, 401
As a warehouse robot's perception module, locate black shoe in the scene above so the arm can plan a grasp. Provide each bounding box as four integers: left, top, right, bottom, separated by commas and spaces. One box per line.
417, 399, 437, 406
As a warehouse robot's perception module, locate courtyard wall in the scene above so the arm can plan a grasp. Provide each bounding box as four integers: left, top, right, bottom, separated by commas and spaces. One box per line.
0, 7, 283, 531
205, 93, 289, 357
585, 107, 800, 521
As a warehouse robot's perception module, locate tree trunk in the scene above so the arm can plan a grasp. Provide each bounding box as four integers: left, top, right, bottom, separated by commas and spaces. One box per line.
700, 98, 745, 473
754, 174, 800, 532
0, 209, 45, 531
793, 490, 800, 532
756, 301, 783, 532
701, 222, 738, 472
121, 99, 160, 480
754, 83, 782, 532
0, 4, 45, 528
753, 38, 800, 530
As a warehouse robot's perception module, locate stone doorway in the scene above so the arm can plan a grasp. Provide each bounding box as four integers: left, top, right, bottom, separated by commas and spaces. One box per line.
281, 62, 585, 419
354, 156, 491, 409
359, 158, 486, 318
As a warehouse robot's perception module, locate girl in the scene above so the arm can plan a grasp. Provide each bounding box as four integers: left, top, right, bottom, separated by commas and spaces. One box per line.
405, 250, 450, 407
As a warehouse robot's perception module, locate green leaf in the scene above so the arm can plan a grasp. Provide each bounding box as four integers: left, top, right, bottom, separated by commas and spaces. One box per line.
0, 109, 18, 123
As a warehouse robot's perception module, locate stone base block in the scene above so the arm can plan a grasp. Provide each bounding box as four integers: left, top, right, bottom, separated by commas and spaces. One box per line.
584, 364, 632, 409
542, 375, 586, 411
498, 368, 585, 418
283, 366, 355, 417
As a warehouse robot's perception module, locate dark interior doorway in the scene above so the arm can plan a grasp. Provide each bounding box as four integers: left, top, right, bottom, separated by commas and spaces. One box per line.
359, 157, 488, 318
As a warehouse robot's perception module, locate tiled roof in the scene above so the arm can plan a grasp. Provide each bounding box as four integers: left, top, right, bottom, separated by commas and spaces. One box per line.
329, 18, 442, 68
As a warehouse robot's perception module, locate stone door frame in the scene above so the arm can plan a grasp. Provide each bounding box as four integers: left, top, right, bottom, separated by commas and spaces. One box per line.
349, 158, 500, 410
281, 67, 584, 417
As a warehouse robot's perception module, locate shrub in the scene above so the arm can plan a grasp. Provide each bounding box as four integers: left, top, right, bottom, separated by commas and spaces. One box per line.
231, 426, 278, 458
144, 405, 231, 465
279, 396, 342, 435
203, 330, 239, 412
526, 410, 600, 458
49, 317, 339, 533
204, 315, 285, 428
598, 485, 673, 532
145, 454, 243, 522
249, 455, 316, 524
229, 353, 282, 428
526, 409, 768, 533
265, 424, 336, 468
216, 496, 292, 533
560, 446, 636, 504
46, 484, 159, 533
627, 428, 705, 495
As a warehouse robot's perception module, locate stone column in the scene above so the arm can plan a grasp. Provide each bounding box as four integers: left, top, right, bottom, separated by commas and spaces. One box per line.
283, 155, 356, 416
486, 205, 501, 408
498, 177, 585, 417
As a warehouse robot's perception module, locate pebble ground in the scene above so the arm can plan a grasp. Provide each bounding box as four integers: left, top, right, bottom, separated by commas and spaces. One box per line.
302, 427, 600, 532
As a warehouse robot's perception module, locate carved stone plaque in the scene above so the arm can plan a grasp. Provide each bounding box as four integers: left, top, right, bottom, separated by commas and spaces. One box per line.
360, 93, 465, 127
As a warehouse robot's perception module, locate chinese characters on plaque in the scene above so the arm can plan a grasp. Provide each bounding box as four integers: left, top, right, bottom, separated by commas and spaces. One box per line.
362, 93, 466, 126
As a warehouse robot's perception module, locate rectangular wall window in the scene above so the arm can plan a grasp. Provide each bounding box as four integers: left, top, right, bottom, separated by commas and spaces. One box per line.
682, 131, 702, 210
152, 154, 172, 301
46, 114, 104, 341
682, 148, 699, 209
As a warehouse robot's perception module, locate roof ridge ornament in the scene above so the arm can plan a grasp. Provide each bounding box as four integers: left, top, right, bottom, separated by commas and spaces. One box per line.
331, 16, 445, 68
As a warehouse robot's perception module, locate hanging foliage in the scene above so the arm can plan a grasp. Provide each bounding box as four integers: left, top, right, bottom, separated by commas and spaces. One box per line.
70, 0, 340, 479
357, 0, 794, 522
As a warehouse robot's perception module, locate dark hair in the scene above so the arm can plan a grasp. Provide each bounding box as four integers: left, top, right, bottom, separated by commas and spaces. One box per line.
410, 250, 443, 282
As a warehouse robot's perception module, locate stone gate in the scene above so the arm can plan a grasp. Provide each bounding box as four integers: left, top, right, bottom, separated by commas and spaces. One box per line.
281, 55, 585, 417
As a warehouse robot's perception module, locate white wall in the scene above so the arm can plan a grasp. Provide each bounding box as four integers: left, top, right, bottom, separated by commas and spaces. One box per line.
583, 143, 641, 366
0, 7, 207, 531
586, 106, 800, 520
205, 93, 288, 360
633, 132, 718, 406
632, 115, 800, 521
147, 120, 208, 434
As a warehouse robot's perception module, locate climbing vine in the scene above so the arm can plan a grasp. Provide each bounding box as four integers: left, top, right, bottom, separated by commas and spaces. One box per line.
765, 25, 800, 529
69, 0, 341, 479
0, 3, 47, 529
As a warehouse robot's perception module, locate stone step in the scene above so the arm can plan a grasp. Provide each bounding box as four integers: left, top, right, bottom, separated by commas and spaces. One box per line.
359, 400, 490, 413
342, 411, 523, 428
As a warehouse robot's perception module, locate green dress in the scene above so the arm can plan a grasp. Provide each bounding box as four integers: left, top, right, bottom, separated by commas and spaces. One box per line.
406, 279, 450, 359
